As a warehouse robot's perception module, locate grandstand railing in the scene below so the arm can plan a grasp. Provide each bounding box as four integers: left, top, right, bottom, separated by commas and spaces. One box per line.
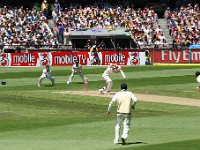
0, 44, 196, 53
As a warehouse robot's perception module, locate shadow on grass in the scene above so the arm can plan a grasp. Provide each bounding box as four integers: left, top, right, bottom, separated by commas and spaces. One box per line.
44, 84, 55, 87
117, 141, 148, 146
126, 141, 148, 145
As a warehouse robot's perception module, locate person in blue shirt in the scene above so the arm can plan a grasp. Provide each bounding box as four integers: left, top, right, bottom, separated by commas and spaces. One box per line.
57, 23, 65, 44
54, 0, 61, 15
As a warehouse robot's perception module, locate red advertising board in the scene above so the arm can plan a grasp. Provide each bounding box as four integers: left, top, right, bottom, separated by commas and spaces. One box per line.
0, 53, 10, 66
150, 49, 200, 63
101, 51, 129, 65
10, 53, 39, 66
51, 52, 89, 66
0, 51, 146, 67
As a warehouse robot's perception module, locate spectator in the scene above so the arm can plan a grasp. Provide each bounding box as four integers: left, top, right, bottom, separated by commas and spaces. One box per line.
54, 0, 61, 15
0, 6, 54, 49
41, 0, 49, 18
51, 37, 59, 48
165, 4, 200, 48
0, 3, 167, 49
64, 28, 71, 46
57, 23, 65, 44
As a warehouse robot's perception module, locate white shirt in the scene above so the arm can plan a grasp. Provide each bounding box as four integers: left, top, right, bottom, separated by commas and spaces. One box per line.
156, 27, 162, 33
197, 76, 200, 83
158, 35, 166, 41
108, 90, 137, 114
102, 64, 126, 78
72, 63, 82, 74
102, 64, 114, 77
41, 69, 52, 78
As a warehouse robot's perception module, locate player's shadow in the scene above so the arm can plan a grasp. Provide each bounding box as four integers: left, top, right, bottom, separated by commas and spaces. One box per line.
44, 85, 55, 87
118, 141, 148, 145
126, 141, 148, 145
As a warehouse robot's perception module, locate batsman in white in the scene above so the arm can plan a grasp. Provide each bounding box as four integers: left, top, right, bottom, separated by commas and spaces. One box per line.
99, 63, 126, 94
38, 65, 55, 87
195, 71, 200, 92
67, 60, 85, 84
107, 83, 137, 145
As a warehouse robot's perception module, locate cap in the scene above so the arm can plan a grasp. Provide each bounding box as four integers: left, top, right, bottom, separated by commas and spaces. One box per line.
121, 83, 127, 90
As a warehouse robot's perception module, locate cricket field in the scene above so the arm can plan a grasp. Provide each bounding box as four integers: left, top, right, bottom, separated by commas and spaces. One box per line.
0, 65, 200, 150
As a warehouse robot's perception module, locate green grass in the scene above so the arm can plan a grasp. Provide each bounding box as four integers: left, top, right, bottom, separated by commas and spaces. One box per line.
0, 65, 200, 150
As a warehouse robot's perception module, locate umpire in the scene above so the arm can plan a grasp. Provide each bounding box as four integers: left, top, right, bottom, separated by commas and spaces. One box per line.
107, 83, 137, 145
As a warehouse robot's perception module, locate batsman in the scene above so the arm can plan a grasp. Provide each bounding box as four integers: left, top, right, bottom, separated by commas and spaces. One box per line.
99, 63, 126, 94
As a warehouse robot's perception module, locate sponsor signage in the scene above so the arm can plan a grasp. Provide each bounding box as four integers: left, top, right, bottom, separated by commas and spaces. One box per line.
151, 49, 200, 63
0, 51, 146, 67
10, 53, 39, 66
51, 52, 89, 66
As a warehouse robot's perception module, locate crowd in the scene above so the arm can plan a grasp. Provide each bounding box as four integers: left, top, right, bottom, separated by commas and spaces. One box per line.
165, 3, 200, 48
0, 0, 167, 50
53, 2, 166, 48
0, 5, 60, 50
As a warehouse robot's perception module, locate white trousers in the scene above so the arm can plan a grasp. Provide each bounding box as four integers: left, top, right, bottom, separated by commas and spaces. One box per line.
68, 72, 84, 83
38, 76, 55, 86
102, 75, 112, 92
114, 113, 131, 143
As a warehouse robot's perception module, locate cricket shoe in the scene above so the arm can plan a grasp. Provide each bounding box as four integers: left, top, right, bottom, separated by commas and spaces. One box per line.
98, 89, 104, 94
38, 84, 40, 87
67, 81, 70, 84
113, 140, 119, 145
121, 138, 126, 145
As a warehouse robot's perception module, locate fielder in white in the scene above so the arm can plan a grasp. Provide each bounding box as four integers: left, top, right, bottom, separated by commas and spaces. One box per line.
99, 64, 126, 94
38, 65, 55, 87
67, 60, 85, 84
107, 83, 137, 145
195, 71, 200, 92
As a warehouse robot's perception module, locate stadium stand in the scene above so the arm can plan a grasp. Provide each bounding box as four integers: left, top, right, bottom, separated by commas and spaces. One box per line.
165, 3, 200, 48
0, 2, 164, 50
0, 0, 199, 51
0, 5, 57, 51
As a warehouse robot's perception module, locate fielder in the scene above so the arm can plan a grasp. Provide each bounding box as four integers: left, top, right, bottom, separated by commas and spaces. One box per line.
107, 83, 137, 145
195, 71, 200, 92
99, 63, 126, 94
67, 60, 85, 84
38, 65, 55, 87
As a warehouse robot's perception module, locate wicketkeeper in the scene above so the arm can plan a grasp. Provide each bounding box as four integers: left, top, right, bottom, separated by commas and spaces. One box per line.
38, 65, 55, 87
99, 63, 126, 94
67, 60, 85, 84
107, 83, 137, 145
